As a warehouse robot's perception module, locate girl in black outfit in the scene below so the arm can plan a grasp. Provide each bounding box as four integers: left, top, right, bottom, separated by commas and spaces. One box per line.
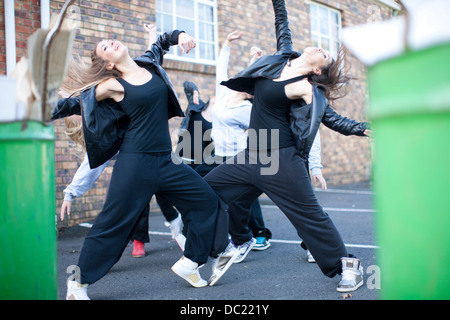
204, 0, 370, 292
54, 25, 238, 300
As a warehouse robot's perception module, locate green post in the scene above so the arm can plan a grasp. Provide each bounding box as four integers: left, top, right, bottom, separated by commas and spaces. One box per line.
369, 43, 450, 299
0, 121, 57, 300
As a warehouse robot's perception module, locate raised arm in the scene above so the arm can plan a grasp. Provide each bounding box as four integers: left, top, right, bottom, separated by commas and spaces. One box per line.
272, 0, 293, 53
144, 23, 158, 50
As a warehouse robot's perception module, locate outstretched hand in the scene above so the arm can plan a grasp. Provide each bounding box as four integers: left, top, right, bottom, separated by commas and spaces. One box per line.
227, 31, 243, 42
178, 32, 196, 54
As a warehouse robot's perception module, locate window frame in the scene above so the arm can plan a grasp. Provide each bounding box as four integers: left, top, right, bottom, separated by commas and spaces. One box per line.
155, 0, 219, 65
309, 1, 342, 60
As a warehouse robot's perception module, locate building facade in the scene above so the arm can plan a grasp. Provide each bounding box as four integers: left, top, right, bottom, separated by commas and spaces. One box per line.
1, 0, 399, 228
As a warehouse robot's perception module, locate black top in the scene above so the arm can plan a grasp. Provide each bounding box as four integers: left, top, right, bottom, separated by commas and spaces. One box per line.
248, 75, 306, 151
117, 68, 172, 153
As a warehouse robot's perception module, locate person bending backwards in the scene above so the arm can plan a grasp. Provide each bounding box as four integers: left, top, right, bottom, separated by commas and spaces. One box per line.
204, 0, 371, 293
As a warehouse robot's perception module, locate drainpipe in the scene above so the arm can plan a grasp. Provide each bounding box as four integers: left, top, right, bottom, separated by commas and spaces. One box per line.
4, 0, 16, 76
41, 0, 50, 29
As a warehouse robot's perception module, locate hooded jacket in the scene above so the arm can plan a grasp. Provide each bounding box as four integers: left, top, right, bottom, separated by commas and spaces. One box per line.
52, 30, 185, 168
221, 0, 369, 160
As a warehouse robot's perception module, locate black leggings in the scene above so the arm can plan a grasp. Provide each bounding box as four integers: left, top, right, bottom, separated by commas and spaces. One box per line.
78, 152, 225, 284
204, 146, 348, 278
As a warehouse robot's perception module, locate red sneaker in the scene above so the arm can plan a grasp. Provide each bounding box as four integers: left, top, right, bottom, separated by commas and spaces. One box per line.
132, 240, 145, 258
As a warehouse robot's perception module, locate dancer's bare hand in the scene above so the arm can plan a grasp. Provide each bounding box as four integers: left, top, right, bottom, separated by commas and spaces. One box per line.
178, 32, 196, 54
60, 200, 72, 221
312, 174, 327, 190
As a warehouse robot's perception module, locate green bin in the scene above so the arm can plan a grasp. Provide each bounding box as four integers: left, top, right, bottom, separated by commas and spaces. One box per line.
0, 121, 57, 300
369, 43, 450, 299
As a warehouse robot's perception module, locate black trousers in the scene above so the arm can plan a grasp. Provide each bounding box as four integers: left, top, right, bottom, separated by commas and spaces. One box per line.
196, 157, 270, 246
204, 146, 348, 278
78, 152, 225, 284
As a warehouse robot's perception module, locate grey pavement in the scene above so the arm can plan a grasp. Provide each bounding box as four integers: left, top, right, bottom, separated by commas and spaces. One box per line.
57, 181, 379, 302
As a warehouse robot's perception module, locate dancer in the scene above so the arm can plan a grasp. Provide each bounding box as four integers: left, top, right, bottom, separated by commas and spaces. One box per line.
58, 26, 183, 258
176, 80, 213, 171
52, 24, 238, 299
204, 0, 370, 292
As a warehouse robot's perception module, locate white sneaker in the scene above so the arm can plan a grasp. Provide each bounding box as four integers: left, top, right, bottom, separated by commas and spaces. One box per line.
167, 214, 183, 239
337, 257, 364, 292
208, 243, 239, 286
66, 279, 90, 300
307, 250, 316, 263
174, 234, 186, 252
171, 256, 207, 288
234, 238, 256, 263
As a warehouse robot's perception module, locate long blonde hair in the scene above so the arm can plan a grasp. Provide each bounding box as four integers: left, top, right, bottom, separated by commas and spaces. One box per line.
64, 116, 85, 154
61, 43, 121, 153
61, 47, 122, 95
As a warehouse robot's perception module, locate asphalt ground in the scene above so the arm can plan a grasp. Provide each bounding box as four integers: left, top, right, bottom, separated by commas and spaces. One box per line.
57, 181, 379, 305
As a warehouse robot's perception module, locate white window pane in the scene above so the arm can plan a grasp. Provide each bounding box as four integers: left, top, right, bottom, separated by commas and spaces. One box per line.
156, 13, 173, 32
331, 24, 338, 38
322, 38, 330, 51
199, 3, 214, 22
319, 6, 328, 24
200, 23, 214, 42
311, 34, 320, 47
157, 0, 173, 13
311, 17, 318, 33
331, 11, 339, 25
320, 18, 329, 36
200, 41, 214, 60
176, 17, 195, 35
176, 0, 194, 18
310, 4, 317, 17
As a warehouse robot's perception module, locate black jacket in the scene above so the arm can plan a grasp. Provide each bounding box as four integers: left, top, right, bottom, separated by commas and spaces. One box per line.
221, 0, 368, 160
52, 30, 185, 168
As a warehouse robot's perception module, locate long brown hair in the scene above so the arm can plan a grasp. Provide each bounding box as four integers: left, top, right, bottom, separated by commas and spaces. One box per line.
61, 46, 122, 95
307, 46, 353, 102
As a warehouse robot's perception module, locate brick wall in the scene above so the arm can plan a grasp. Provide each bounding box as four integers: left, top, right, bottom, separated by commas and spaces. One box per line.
1, 0, 395, 229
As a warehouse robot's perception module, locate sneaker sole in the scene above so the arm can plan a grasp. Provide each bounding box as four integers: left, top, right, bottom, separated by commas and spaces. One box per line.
171, 266, 207, 288
208, 250, 239, 286
337, 279, 364, 293
252, 242, 271, 251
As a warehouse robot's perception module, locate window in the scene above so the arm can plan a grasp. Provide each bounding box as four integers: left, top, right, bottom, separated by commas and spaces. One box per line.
156, 0, 218, 65
309, 2, 342, 60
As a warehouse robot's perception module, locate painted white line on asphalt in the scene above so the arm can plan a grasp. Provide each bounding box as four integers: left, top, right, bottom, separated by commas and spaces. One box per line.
269, 239, 379, 249
313, 188, 373, 195
147, 231, 379, 249
261, 204, 376, 213
78, 225, 379, 250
